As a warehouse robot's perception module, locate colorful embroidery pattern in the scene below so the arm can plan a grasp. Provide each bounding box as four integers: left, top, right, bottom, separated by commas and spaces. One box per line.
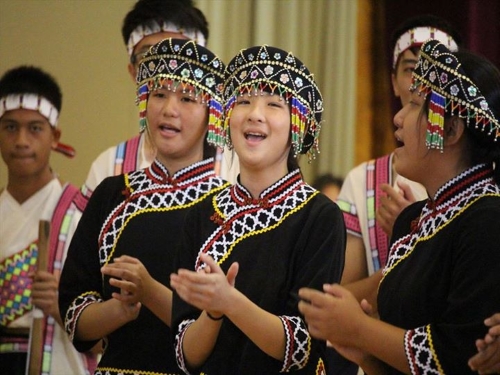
0, 243, 37, 326
197, 169, 317, 270
98, 158, 228, 265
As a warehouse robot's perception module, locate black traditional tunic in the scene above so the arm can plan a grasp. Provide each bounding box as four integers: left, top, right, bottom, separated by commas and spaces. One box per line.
378, 164, 500, 374
172, 169, 346, 375
59, 158, 229, 375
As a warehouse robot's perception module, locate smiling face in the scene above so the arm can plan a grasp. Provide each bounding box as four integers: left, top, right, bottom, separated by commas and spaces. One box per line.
0, 108, 59, 181
229, 92, 291, 177
145, 84, 208, 171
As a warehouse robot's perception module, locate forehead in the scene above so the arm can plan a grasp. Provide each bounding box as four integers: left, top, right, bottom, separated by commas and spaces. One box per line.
397, 48, 420, 68
0, 108, 51, 124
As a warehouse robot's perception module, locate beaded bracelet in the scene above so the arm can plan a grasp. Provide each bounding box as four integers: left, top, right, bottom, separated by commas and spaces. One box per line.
206, 311, 224, 321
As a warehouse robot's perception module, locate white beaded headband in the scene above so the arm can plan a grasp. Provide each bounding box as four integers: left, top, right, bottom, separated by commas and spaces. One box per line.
392, 26, 458, 69
127, 20, 206, 57
0, 93, 59, 127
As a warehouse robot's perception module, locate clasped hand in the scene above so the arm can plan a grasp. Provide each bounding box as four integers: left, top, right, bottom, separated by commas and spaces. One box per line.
101, 255, 149, 318
170, 253, 239, 318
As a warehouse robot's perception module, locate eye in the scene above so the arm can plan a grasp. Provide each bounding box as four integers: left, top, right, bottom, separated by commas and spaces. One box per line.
181, 96, 197, 103
30, 124, 44, 133
152, 90, 167, 98
268, 101, 284, 108
2, 123, 17, 132
236, 98, 250, 105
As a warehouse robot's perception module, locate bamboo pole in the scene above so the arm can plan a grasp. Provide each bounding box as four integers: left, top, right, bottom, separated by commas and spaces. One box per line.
26, 220, 50, 375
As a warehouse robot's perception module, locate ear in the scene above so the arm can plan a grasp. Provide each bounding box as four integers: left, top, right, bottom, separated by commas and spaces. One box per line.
127, 63, 138, 84
51, 128, 61, 149
391, 72, 401, 98
444, 116, 465, 146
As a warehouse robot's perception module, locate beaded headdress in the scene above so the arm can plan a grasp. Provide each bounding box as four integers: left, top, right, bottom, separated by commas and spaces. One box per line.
135, 38, 225, 134
217, 45, 323, 159
127, 20, 206, 57
411, 39, 500, 151
0, 93, 75, 157
392, 26, 458, 69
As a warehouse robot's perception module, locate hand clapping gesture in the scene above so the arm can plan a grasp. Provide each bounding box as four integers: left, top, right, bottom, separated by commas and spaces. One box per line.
469, 313, 500, 374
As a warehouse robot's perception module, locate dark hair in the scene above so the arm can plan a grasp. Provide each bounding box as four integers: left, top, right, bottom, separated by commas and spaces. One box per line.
121, 0, 209, 46
390, 14, 462, 71
203, 138, 216, 160
312, 173, 344, 191
455, 50, 500, 184
287, 153, 300, 172
0, 66, 62, 112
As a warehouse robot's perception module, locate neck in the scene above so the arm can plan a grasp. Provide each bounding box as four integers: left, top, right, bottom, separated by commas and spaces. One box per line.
423, 151, 470, 200
143, 133, 156, 164
157, 155, 204, 176
239, 165, 289, 198
7, 168, 56, 204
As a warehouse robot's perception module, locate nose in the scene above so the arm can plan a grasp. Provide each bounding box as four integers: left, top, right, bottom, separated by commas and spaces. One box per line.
14, 127, 30, 148
247, 100, 264, 123
161, 94, 180, 117
393, 106, 405, 129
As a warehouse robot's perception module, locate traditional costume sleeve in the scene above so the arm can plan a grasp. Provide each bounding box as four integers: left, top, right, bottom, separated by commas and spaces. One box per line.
58, 176, 124, 352
389, 198, 500, 374
278, 195, 346, 372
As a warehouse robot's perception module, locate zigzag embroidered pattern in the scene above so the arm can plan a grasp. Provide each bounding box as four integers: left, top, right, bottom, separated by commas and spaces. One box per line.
0, 243, 38, 325
98, 159, 228, 265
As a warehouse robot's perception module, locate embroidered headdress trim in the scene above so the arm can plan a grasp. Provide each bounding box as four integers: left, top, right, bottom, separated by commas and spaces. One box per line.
411, 39, 500, 151
135, 38, 225, 134
218, 45, 323, 160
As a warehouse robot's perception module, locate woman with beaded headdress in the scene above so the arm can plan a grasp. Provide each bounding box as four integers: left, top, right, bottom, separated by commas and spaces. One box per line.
298, 39, 500, 374
58, 38, 229, 375
170, 45, 346, 374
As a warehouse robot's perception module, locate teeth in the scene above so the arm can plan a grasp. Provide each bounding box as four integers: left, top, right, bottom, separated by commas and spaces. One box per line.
245, 132, 265, 139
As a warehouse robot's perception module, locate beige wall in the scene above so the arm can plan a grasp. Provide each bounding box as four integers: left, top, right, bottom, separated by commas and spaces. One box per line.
0, 0, 137, 188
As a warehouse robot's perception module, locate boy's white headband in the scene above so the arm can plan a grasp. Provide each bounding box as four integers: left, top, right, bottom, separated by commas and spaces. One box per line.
392, 26, 458, 69
127, 20, 206, 57
0, 93, 59, 127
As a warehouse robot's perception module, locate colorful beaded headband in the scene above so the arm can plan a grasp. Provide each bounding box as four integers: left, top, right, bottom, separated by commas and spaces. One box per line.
127, 20, 206, 57
392, 26, 458, 69
135, 38, 225, 134
0, 93, 75, 157
219, 45, 323, 159
411, 39, 500, 151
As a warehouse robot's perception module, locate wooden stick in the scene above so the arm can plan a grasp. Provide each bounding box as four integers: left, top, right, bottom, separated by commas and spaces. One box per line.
26, 220, 50, 375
